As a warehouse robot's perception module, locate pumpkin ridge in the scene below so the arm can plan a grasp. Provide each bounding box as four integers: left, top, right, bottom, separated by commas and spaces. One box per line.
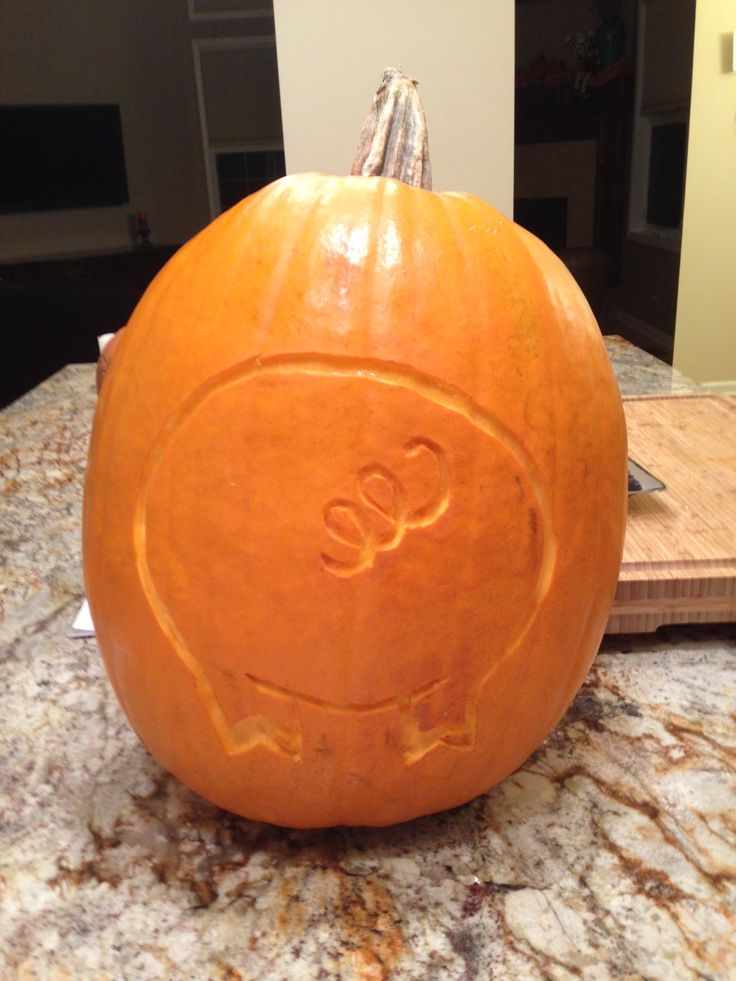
357, 174, 386, 355
248, 177, 335, 338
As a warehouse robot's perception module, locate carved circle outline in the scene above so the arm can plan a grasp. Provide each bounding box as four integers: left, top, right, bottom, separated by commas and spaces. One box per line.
132, 353, 557, 757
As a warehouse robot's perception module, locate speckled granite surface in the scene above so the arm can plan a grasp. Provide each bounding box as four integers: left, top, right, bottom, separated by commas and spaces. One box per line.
604, 335, 698, 397
1, 342, 733, 980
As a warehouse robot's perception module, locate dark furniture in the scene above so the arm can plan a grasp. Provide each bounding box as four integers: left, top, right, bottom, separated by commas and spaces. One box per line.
1, 245, 177, 407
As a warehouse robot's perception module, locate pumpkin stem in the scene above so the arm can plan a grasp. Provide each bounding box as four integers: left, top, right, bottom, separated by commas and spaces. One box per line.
351, 68, 432, 190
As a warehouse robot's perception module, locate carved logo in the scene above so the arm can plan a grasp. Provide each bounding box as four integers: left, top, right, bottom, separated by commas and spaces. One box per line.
133, 353, 556, 766
322, 437, 449, 577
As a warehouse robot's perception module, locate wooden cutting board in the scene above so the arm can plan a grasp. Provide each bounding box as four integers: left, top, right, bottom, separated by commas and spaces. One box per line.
606, 393, 736, 634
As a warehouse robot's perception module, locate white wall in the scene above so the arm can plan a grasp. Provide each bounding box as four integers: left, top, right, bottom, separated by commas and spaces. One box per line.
673, 0, 736, 387
273, 0, 514, 214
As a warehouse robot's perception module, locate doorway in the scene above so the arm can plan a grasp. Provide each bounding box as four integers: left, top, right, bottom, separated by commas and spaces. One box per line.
514, 0, 695, 362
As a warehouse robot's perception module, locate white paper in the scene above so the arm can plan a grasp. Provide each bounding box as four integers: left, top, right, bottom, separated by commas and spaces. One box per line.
71, 598, 96, 637
97, 333, 115, 354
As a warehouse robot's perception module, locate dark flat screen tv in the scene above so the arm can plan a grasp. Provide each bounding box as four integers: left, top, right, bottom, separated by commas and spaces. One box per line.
0, 104, 129, 213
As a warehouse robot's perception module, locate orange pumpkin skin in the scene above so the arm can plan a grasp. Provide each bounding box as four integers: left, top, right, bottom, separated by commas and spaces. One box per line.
83, 173, 627, 827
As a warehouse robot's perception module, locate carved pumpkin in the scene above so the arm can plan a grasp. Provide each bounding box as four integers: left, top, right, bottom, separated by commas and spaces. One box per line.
84, 71, 627, 827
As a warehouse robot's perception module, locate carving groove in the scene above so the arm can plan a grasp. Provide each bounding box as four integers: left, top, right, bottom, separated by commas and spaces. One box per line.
322, 437, 449, 576
133, 353, 557, 764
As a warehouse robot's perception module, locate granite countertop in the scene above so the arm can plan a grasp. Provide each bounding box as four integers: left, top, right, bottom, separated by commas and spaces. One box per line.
601, 335, 699, 397
1, 340, 734, 980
